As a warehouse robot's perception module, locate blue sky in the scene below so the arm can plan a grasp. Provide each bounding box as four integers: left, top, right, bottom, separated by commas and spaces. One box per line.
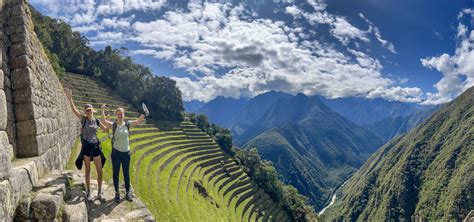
30, 0, 474, 104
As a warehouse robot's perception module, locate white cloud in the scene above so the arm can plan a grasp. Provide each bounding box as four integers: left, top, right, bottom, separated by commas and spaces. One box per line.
331, 17, 369, 45
31, 0, 425, 103
421, 9, 474, 105
128, 1, 423, 102
285, 4, 369, 45
359, 13, 397, 54
30, 0, 166, 44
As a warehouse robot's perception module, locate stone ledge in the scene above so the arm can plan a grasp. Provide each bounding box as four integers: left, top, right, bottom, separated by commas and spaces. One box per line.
30, 193, 63, 220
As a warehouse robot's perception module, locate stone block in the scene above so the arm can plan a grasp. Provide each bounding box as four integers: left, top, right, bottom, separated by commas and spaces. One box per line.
13, 103, 33, 121
0, 180, 13, 221
10, 44, 31, 65
14, 196, 31, 220
11, 67, 36, 90
12, 86, 34, 104
15, 119, 37, 137
30, 193, 62, 220
10, 0, 24, 6
16, 134, 38, 157
9, 4, 24, 17
9, 55, 30, 69
0, 91, 6, 130
9, 32, 27, 44
6, 15, 27, 27
0, 131, 11, 180
63, 202, 87, 222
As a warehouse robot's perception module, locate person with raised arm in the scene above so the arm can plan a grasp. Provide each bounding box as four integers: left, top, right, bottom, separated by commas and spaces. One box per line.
101, 103, 149, 202
64, 88, 108, 201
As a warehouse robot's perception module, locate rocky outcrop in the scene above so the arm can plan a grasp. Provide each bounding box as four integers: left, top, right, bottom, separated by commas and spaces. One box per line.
0, 0, 79, 220
14, 171, 88, 221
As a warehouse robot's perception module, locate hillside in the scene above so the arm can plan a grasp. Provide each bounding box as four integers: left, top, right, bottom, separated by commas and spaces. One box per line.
61, 73, 291, 221
243, 94, 383, 209
362, 106, 439, 142
324, 86, 474, 221
319, 96, 430, 126
196, 96, 248, 126
230, 91, 293, 139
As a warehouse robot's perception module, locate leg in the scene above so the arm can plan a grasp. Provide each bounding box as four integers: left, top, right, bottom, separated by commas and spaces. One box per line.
111, 149, 121, 193
122, 152, 131, 193
93, 155, 103, 195
83, 156, 91, 192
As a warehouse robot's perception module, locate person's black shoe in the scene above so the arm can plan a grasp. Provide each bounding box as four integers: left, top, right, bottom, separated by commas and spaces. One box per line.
125, 192, 133, 201
114, 192, 121, 203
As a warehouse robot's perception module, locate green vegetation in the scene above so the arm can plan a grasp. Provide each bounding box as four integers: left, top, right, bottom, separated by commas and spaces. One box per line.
323, 87, 474, 221
62, 73, 292, 221
186, 113, 234, 155
243, 94, 383, 210
235, 148, 318, 221
30, 6, 183, 121
185, 112, 318, 221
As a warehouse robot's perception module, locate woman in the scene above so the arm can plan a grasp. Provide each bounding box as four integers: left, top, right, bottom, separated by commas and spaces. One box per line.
65, 88, 108, 201
101, 104, 149, 202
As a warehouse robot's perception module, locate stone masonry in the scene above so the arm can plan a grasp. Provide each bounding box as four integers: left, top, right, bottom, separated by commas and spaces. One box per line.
0, 0, 79, 220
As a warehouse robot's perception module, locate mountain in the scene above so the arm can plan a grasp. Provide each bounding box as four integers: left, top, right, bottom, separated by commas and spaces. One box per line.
319, 96, 431, 126
230, 91, 292, 138
243, 94, 384, 209
183, 100, 205, 113
363, 106, 440, 142
195, 96, 248, 126
324, 87, 474, 221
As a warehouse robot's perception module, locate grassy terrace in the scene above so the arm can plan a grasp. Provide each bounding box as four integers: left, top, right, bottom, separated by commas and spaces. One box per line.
62, 72, 290, 221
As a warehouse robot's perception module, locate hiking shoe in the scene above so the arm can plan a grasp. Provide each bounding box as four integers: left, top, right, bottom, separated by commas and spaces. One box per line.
114, 192, 121, 203
97, 192, 105, 202
125, 192, 133, 201
85, 190, 90, 201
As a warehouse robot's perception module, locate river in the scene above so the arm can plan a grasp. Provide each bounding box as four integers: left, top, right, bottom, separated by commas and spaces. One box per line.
318, 180, 349, 215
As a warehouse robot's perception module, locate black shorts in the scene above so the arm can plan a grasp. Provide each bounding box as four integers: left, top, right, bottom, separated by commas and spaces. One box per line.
82, 140, 101, 157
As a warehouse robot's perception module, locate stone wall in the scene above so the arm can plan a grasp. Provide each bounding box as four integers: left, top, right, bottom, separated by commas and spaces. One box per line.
0, 0, 79, 220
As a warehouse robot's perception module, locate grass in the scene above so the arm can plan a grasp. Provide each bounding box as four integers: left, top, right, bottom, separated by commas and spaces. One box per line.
64, 72, 287, 222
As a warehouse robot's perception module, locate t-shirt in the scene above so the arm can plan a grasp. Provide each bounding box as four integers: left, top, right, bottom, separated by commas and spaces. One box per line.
82, 117, 99, 144
113, 122, 130, 152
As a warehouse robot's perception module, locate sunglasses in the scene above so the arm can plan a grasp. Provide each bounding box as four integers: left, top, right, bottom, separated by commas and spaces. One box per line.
85, 109, 93, 113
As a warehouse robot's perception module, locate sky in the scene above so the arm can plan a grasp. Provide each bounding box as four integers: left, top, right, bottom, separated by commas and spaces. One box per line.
30, 0, 474, 104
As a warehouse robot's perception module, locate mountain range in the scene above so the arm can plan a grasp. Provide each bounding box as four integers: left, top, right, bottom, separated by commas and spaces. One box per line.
185, 91, 439, 210
324, 86, 473, 221
243, 94, 383, 209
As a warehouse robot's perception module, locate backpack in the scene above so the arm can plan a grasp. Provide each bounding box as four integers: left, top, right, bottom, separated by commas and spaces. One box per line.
111, 121, 130, 148
81, 117, 101, 141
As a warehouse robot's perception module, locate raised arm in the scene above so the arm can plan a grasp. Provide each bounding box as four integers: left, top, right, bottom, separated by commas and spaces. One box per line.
99, 120, 109, 132
130, 114, 146, 128
100, 104, 113, 128
64, 88, 83, 119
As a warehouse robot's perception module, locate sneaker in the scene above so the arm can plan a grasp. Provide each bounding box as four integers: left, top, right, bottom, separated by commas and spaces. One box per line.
114, 192, 121, 203
97, 192, 105, 202
125, 192, 133, 201
85, 190, 90, 200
